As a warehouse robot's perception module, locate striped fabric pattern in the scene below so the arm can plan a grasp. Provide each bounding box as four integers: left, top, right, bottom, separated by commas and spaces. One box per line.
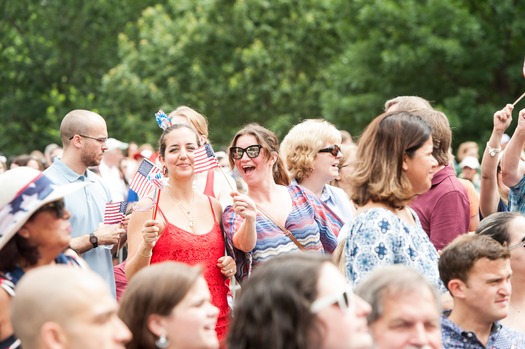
222, 185, 343, 281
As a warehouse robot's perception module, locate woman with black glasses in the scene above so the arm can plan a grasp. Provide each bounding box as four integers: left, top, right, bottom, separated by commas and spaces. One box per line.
222, 123, 343, 282
281, 119, 356, 238
0, 167, 86, 349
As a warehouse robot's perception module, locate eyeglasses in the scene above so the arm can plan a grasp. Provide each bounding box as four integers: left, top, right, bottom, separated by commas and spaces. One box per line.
69, 134, 108, 144
509, 237, 525, 250
310, 287, 354, 314
33, 200, 66, 219
318, 145, 341, 157
230, 145, 263, 160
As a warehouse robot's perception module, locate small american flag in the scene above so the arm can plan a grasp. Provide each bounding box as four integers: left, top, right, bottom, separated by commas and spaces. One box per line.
128, 158, 162, 201
104, 201, 128, 225
194, 144, 219, 174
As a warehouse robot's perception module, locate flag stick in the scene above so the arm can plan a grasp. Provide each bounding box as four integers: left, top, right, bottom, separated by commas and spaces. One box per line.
217, 165, 237, 192
152, 187, 161, 220
513, 92, 525, 107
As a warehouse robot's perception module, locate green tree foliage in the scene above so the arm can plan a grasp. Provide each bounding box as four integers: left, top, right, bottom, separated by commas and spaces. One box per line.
0, 0, 162, 156
323, 0, 525, 148
2, 0, 525, 156
99, 0, 347, 147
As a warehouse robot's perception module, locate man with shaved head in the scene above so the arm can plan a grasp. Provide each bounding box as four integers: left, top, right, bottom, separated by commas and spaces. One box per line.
44, 110, 125, 297
10, 265, 131, 349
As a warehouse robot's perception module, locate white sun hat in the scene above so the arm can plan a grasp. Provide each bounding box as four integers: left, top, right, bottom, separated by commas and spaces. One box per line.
0, 167, 87, 251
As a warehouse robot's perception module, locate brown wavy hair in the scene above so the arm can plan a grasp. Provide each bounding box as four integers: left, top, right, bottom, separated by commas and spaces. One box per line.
350, 111, 432, 209
228, 123, 290, 186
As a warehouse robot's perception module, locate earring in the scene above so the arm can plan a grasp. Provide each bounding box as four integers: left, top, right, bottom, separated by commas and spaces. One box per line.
155, 334, 169, 349
162, 166, 167, 176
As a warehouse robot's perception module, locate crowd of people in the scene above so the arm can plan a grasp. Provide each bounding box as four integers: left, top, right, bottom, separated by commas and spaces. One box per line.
1, 97, 525, 349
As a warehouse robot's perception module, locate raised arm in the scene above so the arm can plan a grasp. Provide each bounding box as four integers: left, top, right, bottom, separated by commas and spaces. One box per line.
480, 104, 512, 217
502, 108, 525, 187
225, 192, 257, 252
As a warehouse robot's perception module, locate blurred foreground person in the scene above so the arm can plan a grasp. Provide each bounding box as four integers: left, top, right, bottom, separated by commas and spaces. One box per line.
119, 262, 219, 349
356, 265, 442, 349
228, 253, 372, 349
10, 265, 131, 349
0, 167, 87, 349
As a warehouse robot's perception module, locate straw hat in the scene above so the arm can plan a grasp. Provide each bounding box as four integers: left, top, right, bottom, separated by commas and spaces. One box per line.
0, 167, 87, 250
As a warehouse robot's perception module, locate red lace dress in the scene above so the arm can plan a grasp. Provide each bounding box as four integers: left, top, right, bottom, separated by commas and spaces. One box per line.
151, 197, 229, 340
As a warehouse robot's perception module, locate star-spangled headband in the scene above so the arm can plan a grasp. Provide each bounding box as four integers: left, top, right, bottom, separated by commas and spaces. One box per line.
155, 109, 172, 130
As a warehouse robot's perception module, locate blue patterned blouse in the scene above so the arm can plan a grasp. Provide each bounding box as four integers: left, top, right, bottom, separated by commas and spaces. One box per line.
345, 207, 444, 291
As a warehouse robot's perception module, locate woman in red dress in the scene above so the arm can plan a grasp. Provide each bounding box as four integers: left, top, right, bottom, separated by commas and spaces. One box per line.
125, 124, 235, 343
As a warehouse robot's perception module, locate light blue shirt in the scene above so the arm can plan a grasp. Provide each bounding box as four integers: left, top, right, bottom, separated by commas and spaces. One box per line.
44, 159, 116, 297
320, 184, 354, 225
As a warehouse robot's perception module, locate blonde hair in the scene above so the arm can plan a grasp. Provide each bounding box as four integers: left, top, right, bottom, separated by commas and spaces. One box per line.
168, 106, 209, 139
281, 119, 341, 183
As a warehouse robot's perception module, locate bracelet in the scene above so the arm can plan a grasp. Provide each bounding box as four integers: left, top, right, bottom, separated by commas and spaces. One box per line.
487, 142, 502, 157
138, 244, 153, 258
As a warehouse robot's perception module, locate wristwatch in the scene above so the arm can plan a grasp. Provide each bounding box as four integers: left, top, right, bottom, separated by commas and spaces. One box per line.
89, 232, 98, 248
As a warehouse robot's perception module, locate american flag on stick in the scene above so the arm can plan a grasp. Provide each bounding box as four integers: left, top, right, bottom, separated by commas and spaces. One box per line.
104, 201, 128, 225
128, 158, 162, 202
193, 144, 220, 174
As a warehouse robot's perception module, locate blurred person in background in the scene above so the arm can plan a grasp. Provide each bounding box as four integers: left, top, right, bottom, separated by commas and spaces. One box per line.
120, 262, 219, 349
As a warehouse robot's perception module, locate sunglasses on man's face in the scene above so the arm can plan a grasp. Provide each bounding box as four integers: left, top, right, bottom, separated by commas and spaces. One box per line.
230, 145, 263, 160
33, 200, 66, 219
318, 145, 341, 157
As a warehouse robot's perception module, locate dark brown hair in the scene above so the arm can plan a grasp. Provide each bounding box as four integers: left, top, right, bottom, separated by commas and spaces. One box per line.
439, 234, 510, 293
228, 253, 330, 349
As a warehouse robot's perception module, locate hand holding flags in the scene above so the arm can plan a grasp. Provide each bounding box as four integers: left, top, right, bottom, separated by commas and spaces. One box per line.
104, 201, 128, 225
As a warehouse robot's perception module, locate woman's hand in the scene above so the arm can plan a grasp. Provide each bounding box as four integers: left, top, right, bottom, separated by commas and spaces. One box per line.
141, 219, 161, 247
493, 104, 513, 133
231, 192, 257, 221
217, 255, 236, 278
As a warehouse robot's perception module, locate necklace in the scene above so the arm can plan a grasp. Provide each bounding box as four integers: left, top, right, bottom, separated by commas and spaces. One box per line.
168, 189, 196, 229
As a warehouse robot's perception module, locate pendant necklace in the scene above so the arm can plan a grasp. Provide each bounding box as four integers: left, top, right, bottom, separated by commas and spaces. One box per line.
168, 189, 196, 229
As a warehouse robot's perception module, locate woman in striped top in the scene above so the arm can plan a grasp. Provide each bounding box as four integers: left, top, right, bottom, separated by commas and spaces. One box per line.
222, 123, 343, 282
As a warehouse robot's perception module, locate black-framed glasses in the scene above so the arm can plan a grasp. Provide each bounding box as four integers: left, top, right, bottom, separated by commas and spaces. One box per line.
69, 134, 108, 144
230, 145, 263, 160
318, 145, 341, 157
310, 287, 354, 314
33, 200, 66, 219
509, 237, 525, 250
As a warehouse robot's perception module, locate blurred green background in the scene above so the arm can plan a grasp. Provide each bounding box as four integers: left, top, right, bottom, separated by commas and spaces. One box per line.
1, 0, 524, 157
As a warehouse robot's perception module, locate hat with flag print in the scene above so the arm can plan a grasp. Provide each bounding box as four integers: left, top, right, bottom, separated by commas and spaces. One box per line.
0, 167, 87, 250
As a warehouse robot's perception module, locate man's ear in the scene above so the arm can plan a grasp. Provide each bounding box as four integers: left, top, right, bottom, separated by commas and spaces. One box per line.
448, 279, 466, 299
41, 321, 67, 349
